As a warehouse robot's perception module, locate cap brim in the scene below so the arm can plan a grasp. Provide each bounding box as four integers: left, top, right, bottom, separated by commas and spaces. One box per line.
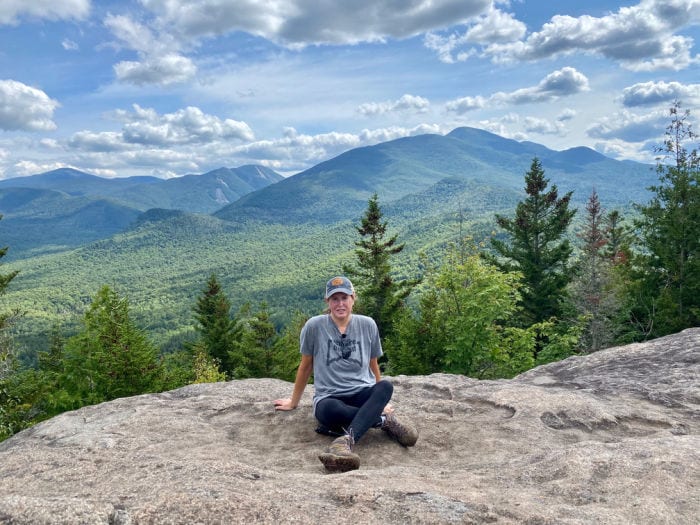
325, 287, 354, 299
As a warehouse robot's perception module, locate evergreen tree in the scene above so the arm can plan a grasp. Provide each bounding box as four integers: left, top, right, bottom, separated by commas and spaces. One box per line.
0, 214, 20, 378
231, 302, 278, 378
603, 210, 632, 264
0, 220, 23, 440
570, 191, 619, 351
0, 216, 19, 302
38, 322, 65, 374
270, 311, 308, 382
61, 285, 162, 407
343, 193, 419, 339
632, 101, 700, 336
193, 274, 240, 375
488, 158, 576, 326
388, 287, 446, 376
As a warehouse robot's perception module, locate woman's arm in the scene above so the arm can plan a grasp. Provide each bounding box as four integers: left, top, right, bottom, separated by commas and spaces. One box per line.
370, 357, 381, 382
273, 354, 313, 410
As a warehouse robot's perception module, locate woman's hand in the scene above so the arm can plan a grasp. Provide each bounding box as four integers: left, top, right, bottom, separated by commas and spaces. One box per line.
273, 398, 296, 411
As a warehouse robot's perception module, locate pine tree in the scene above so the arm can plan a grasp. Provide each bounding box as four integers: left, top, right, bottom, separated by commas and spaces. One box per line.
0, 219, 22, 440
570, 191, 619, 351
633, 101, 700, 336
61, 286, 162, 406
0, 216, 19, 302
489, 158, 576, 326
343, 193, 418, 339
230, 302, 278, 378
193, 274, 240, 375
0, 214, 20, 364
270, 311, 308, 382
603, 210, 632, 264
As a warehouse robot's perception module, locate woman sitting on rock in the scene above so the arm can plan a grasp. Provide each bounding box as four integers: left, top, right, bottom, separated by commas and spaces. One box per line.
273, 276, 418, 472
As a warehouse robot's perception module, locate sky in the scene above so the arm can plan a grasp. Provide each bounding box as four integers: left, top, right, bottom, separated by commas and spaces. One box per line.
0, 0, 699, 180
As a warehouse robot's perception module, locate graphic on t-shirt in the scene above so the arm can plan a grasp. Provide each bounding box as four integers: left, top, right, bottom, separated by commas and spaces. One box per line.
326, 337, 363, 368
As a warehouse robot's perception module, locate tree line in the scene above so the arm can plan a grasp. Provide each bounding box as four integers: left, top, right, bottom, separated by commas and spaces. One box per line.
1, 102, 697, 441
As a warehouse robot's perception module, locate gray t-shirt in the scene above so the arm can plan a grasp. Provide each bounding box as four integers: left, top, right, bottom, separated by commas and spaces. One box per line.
300, 313, 383, 415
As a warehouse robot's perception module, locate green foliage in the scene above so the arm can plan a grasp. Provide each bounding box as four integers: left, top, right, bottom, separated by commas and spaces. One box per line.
191, 343, 227, 383
488, 158, 576, 328
59, 285, 163, 409
532, 321, 584, 366
387, 289, 446, 376
231, 302, 277, 378
270, 311, 308, 382
569, 191, 622, 352
5, 126, 698, 442
388, 244, 534, 378
343, 193, 419, 340
603, 210, 633, 263
192, 274, 240, 375
631, 102, 700, 337
0, 217, 24, 439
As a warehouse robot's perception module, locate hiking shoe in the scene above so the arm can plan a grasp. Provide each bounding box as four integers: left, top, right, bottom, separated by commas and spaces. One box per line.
382, 412, 418, 447
318, 434, 360, 472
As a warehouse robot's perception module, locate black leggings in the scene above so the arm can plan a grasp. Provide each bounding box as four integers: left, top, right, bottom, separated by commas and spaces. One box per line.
315, 380, 393, 442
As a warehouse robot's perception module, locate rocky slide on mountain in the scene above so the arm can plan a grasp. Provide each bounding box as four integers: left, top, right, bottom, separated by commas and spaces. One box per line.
0, 329, 698, 524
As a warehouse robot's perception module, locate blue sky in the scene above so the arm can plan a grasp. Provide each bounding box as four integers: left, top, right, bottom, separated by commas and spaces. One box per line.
0, 0, 698, 179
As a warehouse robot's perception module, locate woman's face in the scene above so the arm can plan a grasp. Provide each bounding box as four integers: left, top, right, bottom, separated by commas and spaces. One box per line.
326, 292, 355, 322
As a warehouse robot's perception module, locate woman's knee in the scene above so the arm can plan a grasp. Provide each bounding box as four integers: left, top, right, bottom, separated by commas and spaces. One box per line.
375, 379, 393, 398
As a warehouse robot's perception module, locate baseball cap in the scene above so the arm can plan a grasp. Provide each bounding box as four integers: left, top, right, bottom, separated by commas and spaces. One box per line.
325, 276, 354, 299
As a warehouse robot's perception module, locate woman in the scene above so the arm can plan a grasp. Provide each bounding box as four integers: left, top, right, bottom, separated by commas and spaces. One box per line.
274, 276, 418, 472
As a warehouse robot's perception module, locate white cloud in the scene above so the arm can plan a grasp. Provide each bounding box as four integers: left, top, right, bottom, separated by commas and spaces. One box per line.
105, 14, 166, 55
475, 117, 527, 141
105, 13, 197, 85
523, 116, 565, 136
464, 7, 526, 44
557, 108, 577, 121
587, 109, 667, 142
0, 80, 60, 131
0, 0, 89, 25
140, 0, 492, 46
113, 54, 197, 86
357, 94, 430, 116
423, 6, 524, 63
493, 67, 590, 104
445, 67, 589, 114
621, 81, 700, 107
121, 105, 254, 144
594, 139, 657, 163
484, 0, 700, 71
69, 131, 129, 152
444, 95, 487, 114
232, 123, 443, 172
70, 104, 254, 150
13, 160, 78, 177
423, 32, 472, 64
61, 123, 444, 178
62, 39, 79, 51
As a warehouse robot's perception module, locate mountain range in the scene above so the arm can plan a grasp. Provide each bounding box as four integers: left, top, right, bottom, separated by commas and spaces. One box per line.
0, 127, 659, 351
0, 165, 282, 258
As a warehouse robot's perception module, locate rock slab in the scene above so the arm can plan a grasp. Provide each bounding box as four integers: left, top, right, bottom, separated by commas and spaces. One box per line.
0, 329, 698, 524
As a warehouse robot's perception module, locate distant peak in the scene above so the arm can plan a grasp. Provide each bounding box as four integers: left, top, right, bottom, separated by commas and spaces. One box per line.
555, 146, 606, 164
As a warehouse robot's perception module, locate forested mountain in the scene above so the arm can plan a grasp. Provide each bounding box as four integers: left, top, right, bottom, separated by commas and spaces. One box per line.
0, 165, 283, 213
0, 167, 160, 195
2, 127, 657, 353
215, 127, 655, 225
0, 165, 283, 259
